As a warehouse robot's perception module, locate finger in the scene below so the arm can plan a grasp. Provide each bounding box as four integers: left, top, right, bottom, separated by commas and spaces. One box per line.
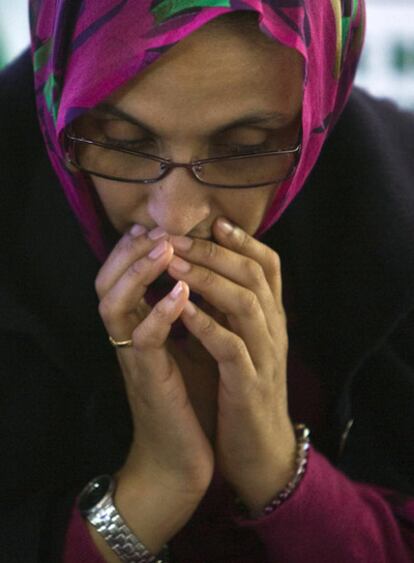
117, 281, 194, 413
124, 281, 190, 408
170, 234, 279, 330
99, 240, 174, 341
214, 218, 284, 311
132, 280, 190, 352
180, 300, 257, 401
96, 226, 169, 298
168, 257, 273, 368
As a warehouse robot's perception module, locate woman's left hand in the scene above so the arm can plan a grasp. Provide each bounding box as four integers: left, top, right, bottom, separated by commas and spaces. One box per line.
168, 217, 296, 515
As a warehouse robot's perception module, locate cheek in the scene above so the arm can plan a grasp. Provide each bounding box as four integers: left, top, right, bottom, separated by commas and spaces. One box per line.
93, 179, 147, 231
221, 186, 277, 234
261, 185, 279, 214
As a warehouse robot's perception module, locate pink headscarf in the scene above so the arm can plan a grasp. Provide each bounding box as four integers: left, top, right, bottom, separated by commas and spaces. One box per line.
30, 0, 365, 261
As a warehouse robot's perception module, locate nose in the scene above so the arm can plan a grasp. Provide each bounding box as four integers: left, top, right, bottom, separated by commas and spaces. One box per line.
147, 167, 211, 235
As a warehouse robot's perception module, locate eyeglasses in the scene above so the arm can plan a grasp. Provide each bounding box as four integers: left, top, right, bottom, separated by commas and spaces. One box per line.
64, 129, 301, 189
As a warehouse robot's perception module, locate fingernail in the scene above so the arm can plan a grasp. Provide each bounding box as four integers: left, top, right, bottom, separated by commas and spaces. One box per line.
217, 218, 234, 234
130, 224, 146, 238
148, 240, 168, 260
172, 236, 193, 252
148, 226, 168, 240
170, 281, 184, 300
170, 256, 191, 273
184, 301, 197, 317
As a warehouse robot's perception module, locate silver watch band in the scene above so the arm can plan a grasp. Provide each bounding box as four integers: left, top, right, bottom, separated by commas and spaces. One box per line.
90, 503, 167, 563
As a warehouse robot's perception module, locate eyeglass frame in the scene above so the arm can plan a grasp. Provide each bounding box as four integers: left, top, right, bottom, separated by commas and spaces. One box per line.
64, 128, 302, 189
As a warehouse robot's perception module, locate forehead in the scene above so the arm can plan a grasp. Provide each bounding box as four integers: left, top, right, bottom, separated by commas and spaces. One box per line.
103, 21, 303, 135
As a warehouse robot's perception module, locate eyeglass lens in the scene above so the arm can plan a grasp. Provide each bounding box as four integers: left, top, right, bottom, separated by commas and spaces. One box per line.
73, 142, 296, 187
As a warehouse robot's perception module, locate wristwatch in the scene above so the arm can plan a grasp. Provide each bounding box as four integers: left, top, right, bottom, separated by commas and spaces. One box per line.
78, 474, 168, 563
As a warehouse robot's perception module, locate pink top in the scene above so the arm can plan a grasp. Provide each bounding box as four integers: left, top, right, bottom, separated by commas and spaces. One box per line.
62, 355, 414, 562
63, 449, 414, 563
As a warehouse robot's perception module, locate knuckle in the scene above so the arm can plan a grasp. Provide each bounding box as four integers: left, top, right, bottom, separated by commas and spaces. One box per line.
202, 240, 218, 260
236, 228, 251, 252
200, 267, 215, 287
199, 315, 216, 337
225, 334, 246, 361
98, 292, 126, 323
244, 258, 264, 286
267, 250, 282, 278
119, 233, 136, 254
239, 289, 259, 316
128, 259, 144, 277
152, 301, 170, 323
98, 296, 115, 322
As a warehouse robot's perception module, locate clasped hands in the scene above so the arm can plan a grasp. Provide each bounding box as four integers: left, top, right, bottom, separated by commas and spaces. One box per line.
96, 217, 296, 515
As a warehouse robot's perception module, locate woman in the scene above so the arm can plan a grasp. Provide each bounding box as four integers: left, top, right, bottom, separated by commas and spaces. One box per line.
1, 1, 414, 562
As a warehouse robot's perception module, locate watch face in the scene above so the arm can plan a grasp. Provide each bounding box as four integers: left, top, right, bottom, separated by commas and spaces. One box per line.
79, 475, 112, 515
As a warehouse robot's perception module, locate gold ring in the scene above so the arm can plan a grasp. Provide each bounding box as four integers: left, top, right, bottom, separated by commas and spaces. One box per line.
108, 335, 133, 348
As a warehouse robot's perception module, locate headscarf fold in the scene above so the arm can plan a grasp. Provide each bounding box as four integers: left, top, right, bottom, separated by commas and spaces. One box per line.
29, 0, 365, 261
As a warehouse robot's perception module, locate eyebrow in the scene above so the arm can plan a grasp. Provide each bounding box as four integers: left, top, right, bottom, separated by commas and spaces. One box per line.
94, 103, 291, 135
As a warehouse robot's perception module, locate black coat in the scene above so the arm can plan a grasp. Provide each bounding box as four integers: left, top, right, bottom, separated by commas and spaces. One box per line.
1, 51, 414, 562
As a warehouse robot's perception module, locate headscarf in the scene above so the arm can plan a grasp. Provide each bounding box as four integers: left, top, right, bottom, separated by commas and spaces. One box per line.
29, 0, 365, 261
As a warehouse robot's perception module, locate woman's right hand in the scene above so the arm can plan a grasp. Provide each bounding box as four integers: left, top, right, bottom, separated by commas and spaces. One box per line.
94, 225, 214, 558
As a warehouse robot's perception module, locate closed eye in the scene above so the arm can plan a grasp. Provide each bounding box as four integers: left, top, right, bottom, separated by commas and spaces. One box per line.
216, 143, 268, 154
102, 137, 269, 155
104, 137, 152, 147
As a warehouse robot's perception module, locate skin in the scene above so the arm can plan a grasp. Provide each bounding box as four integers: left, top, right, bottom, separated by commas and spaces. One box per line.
84, 16, 304, 561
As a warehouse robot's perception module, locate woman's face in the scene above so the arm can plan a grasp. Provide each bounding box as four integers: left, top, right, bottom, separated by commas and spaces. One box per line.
79, 20, 303, 239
